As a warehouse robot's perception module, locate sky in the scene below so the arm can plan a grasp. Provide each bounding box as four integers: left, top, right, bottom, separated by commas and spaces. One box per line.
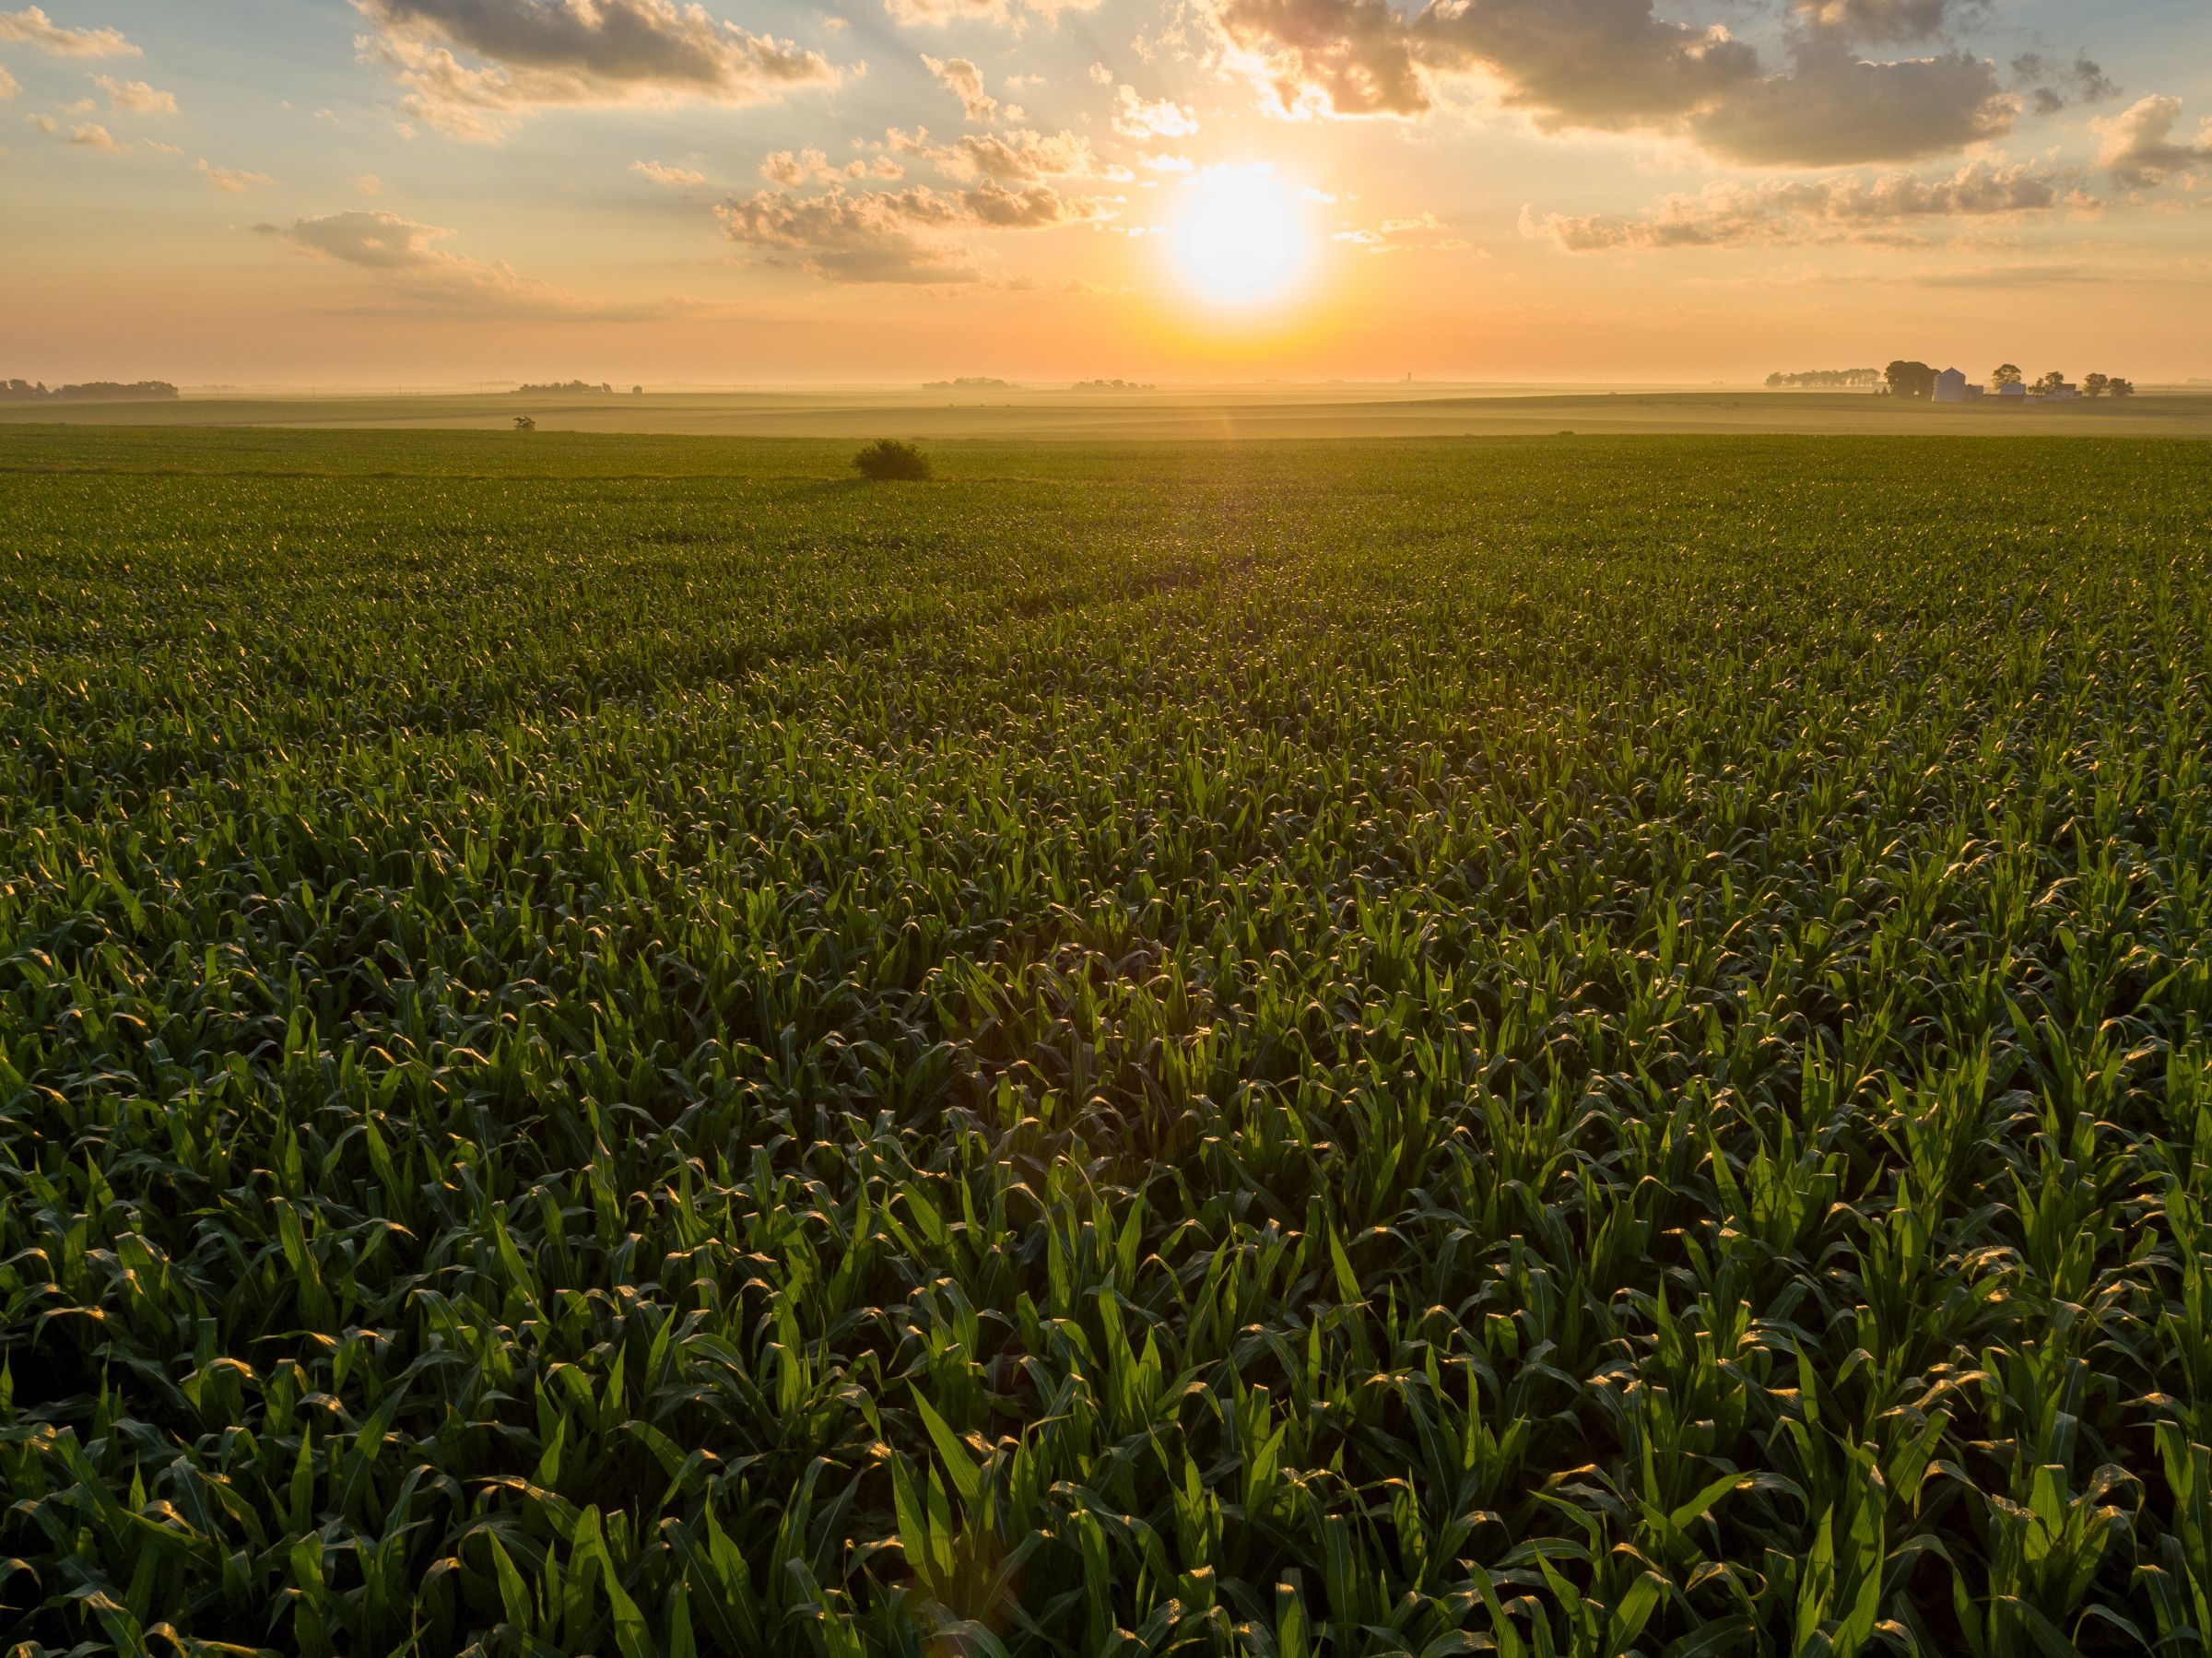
3, 0, 2210, 385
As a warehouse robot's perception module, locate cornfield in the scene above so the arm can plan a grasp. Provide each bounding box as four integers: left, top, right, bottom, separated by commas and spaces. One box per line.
2, 428, 2208, 1655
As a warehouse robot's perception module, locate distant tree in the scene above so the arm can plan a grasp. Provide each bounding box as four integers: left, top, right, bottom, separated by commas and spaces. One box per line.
2083, 373, 2110, 398
1885, 360, 1938, 400
2033, 370, 2066, 395
513, 415, 536, 431
853, 438, 932, 480
1993, 363, 2023, 386
632, 385, 644, 394
2110, 378, 2136, 398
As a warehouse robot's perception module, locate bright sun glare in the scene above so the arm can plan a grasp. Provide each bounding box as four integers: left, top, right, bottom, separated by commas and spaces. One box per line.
1169, 165, 1312, 307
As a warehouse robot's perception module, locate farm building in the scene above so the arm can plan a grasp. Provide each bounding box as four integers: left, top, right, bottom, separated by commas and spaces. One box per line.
1933, 368, 1976, 403
1994, 381, 2027, 400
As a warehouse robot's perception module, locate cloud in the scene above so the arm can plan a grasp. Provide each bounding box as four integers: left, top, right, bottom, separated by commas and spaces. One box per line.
1414, 0, 1760, 131
0, 63, 16, 99
29, 111, 181, 155
1687, 42, 2013, 166
1334, 208, 1461, 252
198, 159, 275, 191
2096, 95, 2212, 187
905, 125, 1100, 181
1112, 83, 1196, 137
355, 172, 384, 194
1526, 155, 2077, 250
0, 6, 137, 56
1791, 0, 1981, 45
1210, 0, 1429, 117
635, 157, 708, 184
760, 144, 873, 182
2011, 52, 2117, 117
1209, 0, 2017, 166
921, 54, 994, 122
264, 206, 683, 318
93, 74, 174, 113
352, 0, 842, 140
1901, 262, 2094, 288
884, 0, 1100, 25
1215, 0, 1761, 125
1088, 60, 1112, 85
717, 177, 1111, 282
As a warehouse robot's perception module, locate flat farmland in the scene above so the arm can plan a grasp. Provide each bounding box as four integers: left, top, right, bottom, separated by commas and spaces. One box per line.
2, 428, 2209, 1655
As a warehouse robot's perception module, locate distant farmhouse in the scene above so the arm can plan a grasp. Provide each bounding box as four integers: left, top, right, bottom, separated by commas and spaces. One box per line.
1894, 363, 2125, 405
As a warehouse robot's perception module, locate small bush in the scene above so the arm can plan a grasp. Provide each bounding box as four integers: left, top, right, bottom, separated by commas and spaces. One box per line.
853, 439, 933, 481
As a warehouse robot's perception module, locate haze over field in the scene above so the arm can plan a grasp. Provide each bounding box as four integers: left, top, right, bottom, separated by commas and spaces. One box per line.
3, 0, 2209, 386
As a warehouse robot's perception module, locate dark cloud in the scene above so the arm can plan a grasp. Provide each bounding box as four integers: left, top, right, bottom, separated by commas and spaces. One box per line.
1527, 156, 2079, 250
1212, 0, 1430, 117
2012, 52, 2119, 117
1413, 0, 1759, 132
1209, 0, 2015, 166
716, 178, 1112, 283
352, 0, 841, 139
1689, 41, 2014, 166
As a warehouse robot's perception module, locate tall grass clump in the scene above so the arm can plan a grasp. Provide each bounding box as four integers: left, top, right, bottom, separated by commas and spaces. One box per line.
853, 437, 932, 479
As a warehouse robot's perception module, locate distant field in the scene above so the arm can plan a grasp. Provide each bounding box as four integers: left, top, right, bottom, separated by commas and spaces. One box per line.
6, 384, 2212, 441
3, 427, 2209, 1654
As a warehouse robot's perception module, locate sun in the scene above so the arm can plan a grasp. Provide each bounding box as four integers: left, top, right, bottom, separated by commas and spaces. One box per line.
1168, 164, 1312, 307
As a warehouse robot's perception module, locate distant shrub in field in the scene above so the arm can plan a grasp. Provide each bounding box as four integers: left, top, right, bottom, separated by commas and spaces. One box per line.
854, 438, 932, 480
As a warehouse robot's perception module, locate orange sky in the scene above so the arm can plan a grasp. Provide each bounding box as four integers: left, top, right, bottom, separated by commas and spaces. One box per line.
5, 0, 2210, 385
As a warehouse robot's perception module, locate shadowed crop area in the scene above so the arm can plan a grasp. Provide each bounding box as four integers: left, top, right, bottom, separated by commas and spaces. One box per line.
2, 429, 2210, 1655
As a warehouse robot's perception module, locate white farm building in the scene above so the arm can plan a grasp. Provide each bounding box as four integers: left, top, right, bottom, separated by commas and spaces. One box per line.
1933, 368, 1982, 403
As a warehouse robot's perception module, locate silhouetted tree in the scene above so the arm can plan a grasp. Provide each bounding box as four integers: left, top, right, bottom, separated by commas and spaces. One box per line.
2111, 378, 2136, 398
2083, 373, 2110, 398
1993, 364, 2023, 386
1885, 360, 1938, 399
2034, 370, 2066, 395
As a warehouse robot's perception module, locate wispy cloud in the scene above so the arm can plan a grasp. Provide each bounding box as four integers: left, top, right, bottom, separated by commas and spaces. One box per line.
1525, 157, 2085, 252
93, 74, 174, 113
198, 159, 275, 192
0, 6, 137, 57
634, 158, 708, 186
717, 178, 1113, 283
261, 206, 718, 320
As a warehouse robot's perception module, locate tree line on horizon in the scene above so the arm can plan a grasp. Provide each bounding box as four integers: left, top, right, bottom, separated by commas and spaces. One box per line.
1, 379, 179, 404
1766, 369, 1883, 388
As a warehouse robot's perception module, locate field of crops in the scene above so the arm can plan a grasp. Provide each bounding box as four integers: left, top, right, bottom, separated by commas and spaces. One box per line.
2, 426, 2209, 1656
